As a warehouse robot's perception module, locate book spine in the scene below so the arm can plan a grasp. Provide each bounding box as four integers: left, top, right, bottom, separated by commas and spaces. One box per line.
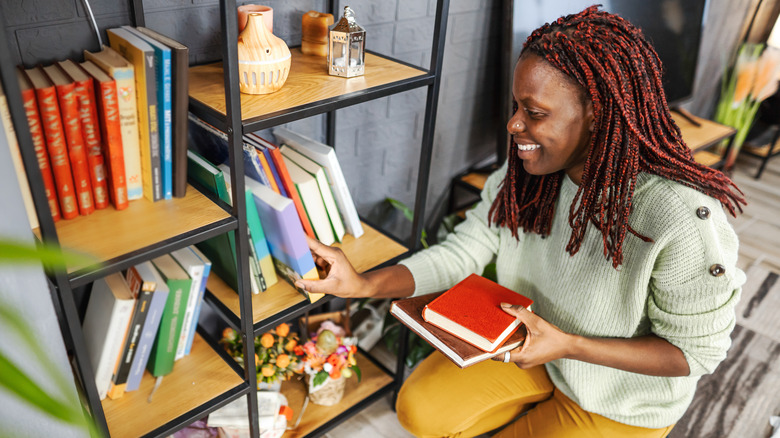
183, 256, 209, 356
174, 263, 204, 360
171, 48, 189, 198
95, 299, 135, 400
147, 278, 189, 376
107, 288, 153, 399
268, 148, 317, 239
160, 50, 172, 200
20, 86, 60, 221
95, 78, 129, 210
55, 80, 95, 215
35, 85, 79, 219
75, 76, 109, 209
113, 74, 143, 200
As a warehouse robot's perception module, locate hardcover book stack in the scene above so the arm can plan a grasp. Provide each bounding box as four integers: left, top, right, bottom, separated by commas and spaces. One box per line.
10, 26, 190, 224
82, 245, 212, 400
187, 114, 363, 301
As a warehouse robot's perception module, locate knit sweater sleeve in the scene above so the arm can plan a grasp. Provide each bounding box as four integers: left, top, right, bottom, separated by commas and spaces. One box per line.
398, 164, 507, 297
645, 183, 746, 377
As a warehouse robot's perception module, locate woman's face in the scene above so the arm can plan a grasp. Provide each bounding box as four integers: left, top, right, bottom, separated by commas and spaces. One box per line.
507, 53, 594, 185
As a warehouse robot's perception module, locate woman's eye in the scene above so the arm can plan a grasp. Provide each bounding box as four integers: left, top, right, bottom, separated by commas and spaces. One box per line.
525, 108, 543, 118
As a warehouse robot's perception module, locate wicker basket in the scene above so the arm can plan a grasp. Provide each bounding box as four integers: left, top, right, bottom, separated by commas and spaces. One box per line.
307, 374, 346, 406
237, 12, 291, 95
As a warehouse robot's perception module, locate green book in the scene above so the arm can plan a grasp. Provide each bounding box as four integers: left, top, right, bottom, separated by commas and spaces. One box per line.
188, 150, 239, 290
148, 254, 193, 376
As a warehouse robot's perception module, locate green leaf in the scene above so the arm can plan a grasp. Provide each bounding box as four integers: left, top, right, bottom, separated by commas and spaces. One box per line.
0, 240, 95, 270
482, 263, 497, 282
351, 365, 362, 382
385, 198, 415, 222
313, 370, 328, 387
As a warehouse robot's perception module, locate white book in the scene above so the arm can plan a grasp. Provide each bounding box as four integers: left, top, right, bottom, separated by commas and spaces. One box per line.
170, 246, 206, 360
272, 127, 363, 238
280, 145, 346, 243
281, 155, 337, 245
82, 272, 136, 399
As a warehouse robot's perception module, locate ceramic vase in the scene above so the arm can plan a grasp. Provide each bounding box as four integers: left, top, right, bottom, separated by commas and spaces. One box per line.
237, 4, 273, 33
237, 12, 291, 95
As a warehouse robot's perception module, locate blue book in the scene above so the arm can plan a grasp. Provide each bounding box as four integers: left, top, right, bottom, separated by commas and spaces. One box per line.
125, 261, 170, 392
124, 26, 173, 199
245, 134, 289, 197
185, 246, 212, 356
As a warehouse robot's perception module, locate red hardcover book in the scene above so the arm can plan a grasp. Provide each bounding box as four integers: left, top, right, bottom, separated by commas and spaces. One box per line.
16, 68, 60, 222
80, 61, 128, 210
42, 64, 95, 216
422, 274, 534, 352
248, 133, 316, 239
25, 66, 79, 220
58, 59, 109, 210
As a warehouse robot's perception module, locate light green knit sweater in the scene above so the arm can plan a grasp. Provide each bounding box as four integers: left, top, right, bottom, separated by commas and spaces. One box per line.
399, 163, 745, 428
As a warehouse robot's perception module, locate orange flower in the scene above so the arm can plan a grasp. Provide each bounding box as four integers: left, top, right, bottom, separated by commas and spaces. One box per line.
275, 323, 290, 337
276, 354, 290, 368
284, 339, 297, 352
261, 364, 275, 377
260, 333, 275, 348
222, 327, 237, 342
329, 368, 341, 379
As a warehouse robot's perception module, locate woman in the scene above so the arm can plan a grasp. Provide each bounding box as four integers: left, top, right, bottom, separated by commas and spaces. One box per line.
295, 6, 746, 437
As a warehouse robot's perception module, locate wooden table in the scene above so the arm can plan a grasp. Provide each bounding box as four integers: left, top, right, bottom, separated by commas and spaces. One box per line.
672, 109, 736, 168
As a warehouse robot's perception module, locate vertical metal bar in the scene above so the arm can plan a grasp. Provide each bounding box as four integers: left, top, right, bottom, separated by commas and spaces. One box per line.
219, 1, 259, 436
0, 29, 109, 438
326, 111, 336, 147
130, 0, 146, 27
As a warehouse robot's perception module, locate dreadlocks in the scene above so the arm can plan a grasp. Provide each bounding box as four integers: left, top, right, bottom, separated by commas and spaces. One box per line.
488, 6, 746, 268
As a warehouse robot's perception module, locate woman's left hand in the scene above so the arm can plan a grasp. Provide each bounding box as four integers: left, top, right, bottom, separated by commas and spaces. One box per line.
494, 303, 574, 368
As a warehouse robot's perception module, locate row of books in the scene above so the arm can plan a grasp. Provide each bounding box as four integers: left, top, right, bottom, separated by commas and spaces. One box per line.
12, 25, 189, 223
82, 245, 211, 400
187, 115, 363, 299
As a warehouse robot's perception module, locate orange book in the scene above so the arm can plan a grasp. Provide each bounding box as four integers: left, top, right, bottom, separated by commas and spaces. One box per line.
58, 60, 109, 210
81, 61, 128, 210
16, 68, 60, 222
422, 274, 533, 353
42, 64, 94, 216
25, 66, 79, 220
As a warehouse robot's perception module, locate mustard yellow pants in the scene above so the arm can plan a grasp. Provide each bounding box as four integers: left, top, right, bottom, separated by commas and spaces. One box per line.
396, 352, 675, 438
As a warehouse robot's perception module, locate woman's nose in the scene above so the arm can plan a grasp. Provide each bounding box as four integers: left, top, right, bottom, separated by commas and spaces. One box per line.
507, 114, 525, 133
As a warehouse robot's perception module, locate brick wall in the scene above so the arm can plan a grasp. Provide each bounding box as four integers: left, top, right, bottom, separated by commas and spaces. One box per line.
2, 0, 502, 240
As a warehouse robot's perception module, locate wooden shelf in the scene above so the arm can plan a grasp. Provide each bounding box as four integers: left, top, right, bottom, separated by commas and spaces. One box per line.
459, 172, 488, 192
102, 333, 245, 438
188, 49, 427, 125
672, 111, 736, 152
207, 221, 408, 326
693, 150, 723, 167
33, 184, 232, 277
281, 351, 394, 438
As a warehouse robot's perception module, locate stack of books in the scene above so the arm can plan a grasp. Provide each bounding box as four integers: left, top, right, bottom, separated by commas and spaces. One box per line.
187, 115, 364, 301
10, 26, 190, 224
82, 245, 212, 401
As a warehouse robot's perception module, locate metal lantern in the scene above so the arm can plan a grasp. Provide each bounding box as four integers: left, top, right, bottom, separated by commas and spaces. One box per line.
328, 6, 365, 77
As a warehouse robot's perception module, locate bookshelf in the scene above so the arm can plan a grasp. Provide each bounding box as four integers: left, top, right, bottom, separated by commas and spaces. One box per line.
0, 0, 450, 437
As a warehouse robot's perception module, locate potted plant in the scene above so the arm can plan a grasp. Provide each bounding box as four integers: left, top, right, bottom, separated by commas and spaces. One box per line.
299, 321, 360, 406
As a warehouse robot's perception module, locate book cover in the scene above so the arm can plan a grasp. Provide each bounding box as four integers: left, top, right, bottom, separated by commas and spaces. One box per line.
81, 272, 135, 399
83, 46, 143, 200
280, 145, 346, 242
422, 274, 533, 352
390, 292, 527, 369
25, 66, 79, 220
148, 254, 193, 376
107, 28, 162, 202
243, 135, 281, 194
123, 25, 172, 200
57, 59, 109, 210
2, 79, 40, 228
42, 64, 95, 216
124, 261, 169, 392
135, 27, 189, 198
281, 155, 336, 245
106, 270, 154, 400
80, 60, 129, 210
15, 68, 59, 223
170, 246, 206, 360
184, 246, 211, 356
272, 127, 364, 238
244, 175, 322, 302
219, 164, 278, 290
247, 133, 317, 240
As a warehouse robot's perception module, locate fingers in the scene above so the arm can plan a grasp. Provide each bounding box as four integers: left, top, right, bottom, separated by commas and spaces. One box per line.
500, 302, 531, 320
295, 277, 336, 296
305, 234, 343, 262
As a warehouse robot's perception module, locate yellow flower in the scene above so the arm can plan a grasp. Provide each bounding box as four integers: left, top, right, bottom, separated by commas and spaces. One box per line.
275, 323, 290, 337
276, 354, 290, 368
284, 339, 297, 352
260, 333, 274, 348
261, 364, 275, 377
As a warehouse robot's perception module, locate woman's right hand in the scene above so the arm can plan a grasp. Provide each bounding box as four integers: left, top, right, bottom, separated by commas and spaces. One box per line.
294, 235, 371, 298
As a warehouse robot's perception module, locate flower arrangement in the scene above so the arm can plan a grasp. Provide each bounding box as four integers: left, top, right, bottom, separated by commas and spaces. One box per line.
300, 322, 361, 388
715, 42, 780, 169
220, 322, 304, 385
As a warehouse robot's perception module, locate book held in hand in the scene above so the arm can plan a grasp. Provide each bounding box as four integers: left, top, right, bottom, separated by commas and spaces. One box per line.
390, 291, 528, 369
422, 274, 533, 353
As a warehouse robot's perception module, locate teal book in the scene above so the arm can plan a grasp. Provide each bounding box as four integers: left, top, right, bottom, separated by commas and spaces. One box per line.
148, 254, 192, 377
123, 25, 172, 199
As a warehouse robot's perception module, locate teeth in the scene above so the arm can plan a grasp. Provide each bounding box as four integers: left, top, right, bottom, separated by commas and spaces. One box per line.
517, 144, 541, 151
